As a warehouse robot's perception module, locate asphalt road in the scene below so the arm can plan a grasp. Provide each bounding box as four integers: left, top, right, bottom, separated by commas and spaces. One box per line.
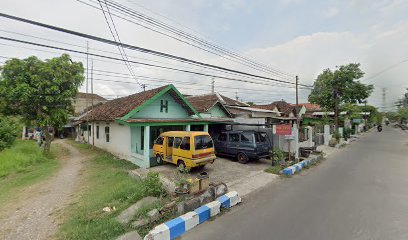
184, 127, 408, 240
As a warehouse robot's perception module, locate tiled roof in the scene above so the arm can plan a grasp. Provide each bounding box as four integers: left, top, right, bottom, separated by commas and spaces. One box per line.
186, 94, 219, 112
252, 103, 277, 111
290, 103, 321, 111
76, 92, 106, 101
80, 85, 170, 121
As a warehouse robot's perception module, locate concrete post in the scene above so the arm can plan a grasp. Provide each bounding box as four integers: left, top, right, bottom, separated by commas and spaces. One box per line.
143, 125, 151, 168
324, 125, 331, 146
338, 127, 343, 137
204, 124, 209, 132
293, 123, 299, 160
186, 124, 191, 131
22, 126, 26, 140
307, 126, 314, 147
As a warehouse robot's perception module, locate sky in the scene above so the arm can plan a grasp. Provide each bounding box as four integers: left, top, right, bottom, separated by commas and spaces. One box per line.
1, 0, 408, 111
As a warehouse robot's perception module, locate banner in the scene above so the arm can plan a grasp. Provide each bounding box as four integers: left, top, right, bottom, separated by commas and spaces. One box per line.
274, 124, 292, 135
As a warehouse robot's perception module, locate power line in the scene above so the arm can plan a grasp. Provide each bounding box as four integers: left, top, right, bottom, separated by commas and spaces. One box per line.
0, 12, 311, 88
79, 0, 296, 81
0, 36, 312, 90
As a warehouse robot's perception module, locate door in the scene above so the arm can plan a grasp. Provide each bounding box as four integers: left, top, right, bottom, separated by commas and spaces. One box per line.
172, 136, 191, 164
227, 133, 240, 156
165, 137, 174, 162
214, 133, 227, 154
240, 132, 255, 154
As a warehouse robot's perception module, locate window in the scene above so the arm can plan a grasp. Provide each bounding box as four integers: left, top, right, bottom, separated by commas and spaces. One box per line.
241, 133, 253, 143
96, 126, 99, 139
160, 99, 168, 113
180, 137, 190, 150
255, 132, 267, 143
174, 137, 182, 148
229, 133, 240, 142
167, 137, 174, 147
141, 126, 144, 150
88, 125, 91, 136
105, 126, 110, 143
218, 133, 227, 142
154, 136, 164, 145
195, 135, 214, 150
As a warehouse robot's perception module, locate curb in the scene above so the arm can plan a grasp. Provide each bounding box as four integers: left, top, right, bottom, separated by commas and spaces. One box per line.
144, 191, 241, 240
280, 155, 322, 176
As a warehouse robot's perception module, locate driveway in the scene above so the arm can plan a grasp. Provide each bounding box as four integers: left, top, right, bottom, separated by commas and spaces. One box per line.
151, 156, 278, 196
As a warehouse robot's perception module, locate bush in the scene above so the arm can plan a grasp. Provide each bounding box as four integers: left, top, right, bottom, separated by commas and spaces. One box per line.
0, 116, 18, 151
142, 172, 165, 197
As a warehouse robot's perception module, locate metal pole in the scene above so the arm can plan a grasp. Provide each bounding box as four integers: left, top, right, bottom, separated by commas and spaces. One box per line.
86, 41, 90, 144
91, 60, 95, 147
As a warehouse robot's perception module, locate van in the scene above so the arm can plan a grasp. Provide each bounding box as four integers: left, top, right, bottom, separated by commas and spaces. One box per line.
213, 130, 271, 164
153, 131, 216, 170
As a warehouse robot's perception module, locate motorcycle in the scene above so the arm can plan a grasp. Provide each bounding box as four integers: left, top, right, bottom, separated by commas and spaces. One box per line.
377, 125, 383, 132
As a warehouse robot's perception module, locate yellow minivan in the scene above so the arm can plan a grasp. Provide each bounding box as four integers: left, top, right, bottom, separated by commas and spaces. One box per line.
153, 131, 216, 170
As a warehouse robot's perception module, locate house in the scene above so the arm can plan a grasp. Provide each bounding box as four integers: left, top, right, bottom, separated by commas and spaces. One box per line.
185, 93, 232, 119
73, 92, 107, 116
76, 85, 225, 168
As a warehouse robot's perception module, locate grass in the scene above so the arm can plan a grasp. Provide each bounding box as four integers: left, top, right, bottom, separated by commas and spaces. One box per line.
264, 165, 284, 175
57, 141, 167, 240
0, 140, 65, 207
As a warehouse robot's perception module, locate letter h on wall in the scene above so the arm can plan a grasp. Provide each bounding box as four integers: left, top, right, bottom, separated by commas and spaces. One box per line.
160, 100, 168, 113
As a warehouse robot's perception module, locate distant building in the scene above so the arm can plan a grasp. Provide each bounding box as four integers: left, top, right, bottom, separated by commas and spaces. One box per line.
73, 92, 107, 116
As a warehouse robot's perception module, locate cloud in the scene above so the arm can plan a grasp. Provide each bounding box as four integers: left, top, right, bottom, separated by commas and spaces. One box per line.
323, 7, 339, 18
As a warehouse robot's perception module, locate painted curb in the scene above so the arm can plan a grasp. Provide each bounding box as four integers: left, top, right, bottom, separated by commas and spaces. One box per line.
144, 191, 241, 240
281, 155, 323, 176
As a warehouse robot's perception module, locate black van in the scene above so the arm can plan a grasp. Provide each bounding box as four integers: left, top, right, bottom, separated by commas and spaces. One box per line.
213, 131, 271, 164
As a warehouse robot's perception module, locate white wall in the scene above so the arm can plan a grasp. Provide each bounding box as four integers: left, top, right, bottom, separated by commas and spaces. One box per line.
84, 122, 132, 161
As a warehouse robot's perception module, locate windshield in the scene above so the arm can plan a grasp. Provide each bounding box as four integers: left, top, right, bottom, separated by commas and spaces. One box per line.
194, 135, 214, 150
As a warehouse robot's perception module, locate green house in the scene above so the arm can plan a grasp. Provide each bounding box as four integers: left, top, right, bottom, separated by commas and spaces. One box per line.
77, 84, 224, 168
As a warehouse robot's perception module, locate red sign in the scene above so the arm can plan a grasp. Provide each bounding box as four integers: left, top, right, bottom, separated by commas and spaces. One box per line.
275, 124, 292, 135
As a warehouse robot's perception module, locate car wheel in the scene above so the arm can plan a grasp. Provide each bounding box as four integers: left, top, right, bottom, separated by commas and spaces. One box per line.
177, 160, 187, 172
237, 152, 249, 164
156, 155, 163, 164
196, 165, 205, 171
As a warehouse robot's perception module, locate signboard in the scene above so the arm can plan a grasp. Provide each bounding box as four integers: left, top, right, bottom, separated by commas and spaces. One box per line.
353, 119, 362, 124
274, 124, 292, 135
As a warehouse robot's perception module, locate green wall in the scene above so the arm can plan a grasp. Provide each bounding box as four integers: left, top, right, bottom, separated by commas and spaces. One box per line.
131, 92, 190, 119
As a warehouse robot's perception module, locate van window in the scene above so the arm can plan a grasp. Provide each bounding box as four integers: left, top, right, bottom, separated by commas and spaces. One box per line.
168, 137, 174, 147
180, 137, 190, 150
241, 133, 253, 143
195, 135, 213, 150
174, 137, 182, 148
154, 136, 164, 145
218, 133, 227, 142
255, 132, 268, 143
229, 133, 240, 142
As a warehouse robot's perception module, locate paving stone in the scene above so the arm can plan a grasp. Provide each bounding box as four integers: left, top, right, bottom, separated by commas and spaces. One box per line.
116, 197, 159, 224
147, 209, 160, 223
131, 219, 148, 229
116, 231, 142, 240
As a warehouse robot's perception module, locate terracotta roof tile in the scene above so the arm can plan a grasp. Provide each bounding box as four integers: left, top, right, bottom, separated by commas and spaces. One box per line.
80, 85, 169, 121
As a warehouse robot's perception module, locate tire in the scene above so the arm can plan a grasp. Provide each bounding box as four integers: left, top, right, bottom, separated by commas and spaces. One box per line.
156, 154, 163, 164
196, 165, 205, 171
237, 152, 249, 164
177, 160, 186, 172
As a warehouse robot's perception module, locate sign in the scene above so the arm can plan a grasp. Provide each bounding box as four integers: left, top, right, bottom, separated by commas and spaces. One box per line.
274, 124, 292, 135
353, 119, 362, 124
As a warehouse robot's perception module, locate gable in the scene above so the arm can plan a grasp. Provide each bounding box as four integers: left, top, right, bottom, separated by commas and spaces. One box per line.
130, 92, 190, 119
208, 104, 228, 118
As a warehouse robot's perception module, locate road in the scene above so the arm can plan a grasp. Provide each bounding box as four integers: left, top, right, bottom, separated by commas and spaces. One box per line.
184, 127, 408, 240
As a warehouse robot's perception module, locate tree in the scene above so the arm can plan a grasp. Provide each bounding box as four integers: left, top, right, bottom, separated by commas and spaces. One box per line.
308, 63, 374, 131
0, 115, 19, 151
0, 54, 84, 153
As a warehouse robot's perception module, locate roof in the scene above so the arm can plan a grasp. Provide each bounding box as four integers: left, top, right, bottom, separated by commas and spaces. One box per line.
186, 93, 248, 109
226, 106, 279, 113
290, 103, 321, 111
272, 101, 293, 114
252, 103, 278, 111
79, 85, 198, 122
76, 92, 106, 101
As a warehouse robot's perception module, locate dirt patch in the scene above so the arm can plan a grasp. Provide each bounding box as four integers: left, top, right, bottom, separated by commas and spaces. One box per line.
0, 140, 87, 240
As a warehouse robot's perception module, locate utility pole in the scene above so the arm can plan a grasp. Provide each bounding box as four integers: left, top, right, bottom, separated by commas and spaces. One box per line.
86, 41, 90, 144
295, 75, 300, 126
382, 88, 386, 112
211, 78, 215, 94
91, 60, 95, 147
141, 84, 146, 92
